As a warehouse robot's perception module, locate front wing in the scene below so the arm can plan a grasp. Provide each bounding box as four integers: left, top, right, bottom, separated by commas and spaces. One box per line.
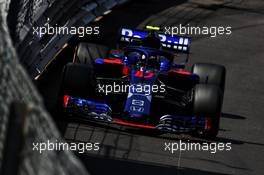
63, 95, 206, 133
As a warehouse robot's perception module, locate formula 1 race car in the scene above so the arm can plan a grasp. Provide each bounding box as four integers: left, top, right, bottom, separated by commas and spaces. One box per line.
60, 26, 226, 138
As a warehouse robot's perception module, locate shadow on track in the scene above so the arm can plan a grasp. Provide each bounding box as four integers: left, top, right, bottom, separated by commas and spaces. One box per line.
183, 157, 251, 172
221, 113, 246, 120
65, 117, 253, 146
215, 137, 264, 147
77, 153, 232, 175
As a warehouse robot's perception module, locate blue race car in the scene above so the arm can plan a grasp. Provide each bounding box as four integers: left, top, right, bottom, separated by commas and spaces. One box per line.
61, 26, 226, 138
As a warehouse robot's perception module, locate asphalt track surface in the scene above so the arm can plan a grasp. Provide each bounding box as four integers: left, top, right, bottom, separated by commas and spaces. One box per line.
37, 0, 264, 175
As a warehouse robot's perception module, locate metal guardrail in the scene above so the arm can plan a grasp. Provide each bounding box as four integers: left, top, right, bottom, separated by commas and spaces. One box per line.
0, 0, 129, 174
0, 1, 90, 173
8, 0, 129, 78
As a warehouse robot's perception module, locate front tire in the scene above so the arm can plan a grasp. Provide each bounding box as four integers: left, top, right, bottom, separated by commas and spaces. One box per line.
192, 63, 226, 92
193, 84, 223, 138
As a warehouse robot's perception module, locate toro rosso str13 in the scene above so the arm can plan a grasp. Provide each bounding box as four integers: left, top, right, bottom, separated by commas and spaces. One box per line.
61, 26, 226, 138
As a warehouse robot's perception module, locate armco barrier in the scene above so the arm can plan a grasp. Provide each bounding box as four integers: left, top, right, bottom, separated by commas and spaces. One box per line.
0, 0, 129, 174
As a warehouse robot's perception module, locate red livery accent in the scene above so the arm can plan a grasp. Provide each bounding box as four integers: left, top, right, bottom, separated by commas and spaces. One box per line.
123, 65, 129, 75
112, 119, 156, 129
171, 70, 192, 75
104, 59, 123, 64
205, 118, 212, 130
63, 95, 70, 108
135, 71, 144, 77
135, 71, 155, 78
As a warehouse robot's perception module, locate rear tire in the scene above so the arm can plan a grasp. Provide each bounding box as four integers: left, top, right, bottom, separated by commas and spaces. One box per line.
74, 42, 109, 66
193, 84, 223, 138
61, 63, 96, 98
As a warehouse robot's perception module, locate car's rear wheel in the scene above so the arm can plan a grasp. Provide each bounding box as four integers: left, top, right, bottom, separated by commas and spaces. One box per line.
61, 63, 96, 98
74, 42, 109, 66
193, 84, 223, 138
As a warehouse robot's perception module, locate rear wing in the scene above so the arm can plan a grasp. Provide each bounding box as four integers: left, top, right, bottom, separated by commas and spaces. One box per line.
119, 28, 190, 53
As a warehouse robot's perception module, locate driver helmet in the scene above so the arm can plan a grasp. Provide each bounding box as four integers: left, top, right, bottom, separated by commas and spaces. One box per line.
127, 52, 147, 70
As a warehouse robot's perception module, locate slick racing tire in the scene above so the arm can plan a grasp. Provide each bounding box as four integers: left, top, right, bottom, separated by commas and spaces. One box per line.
74, 42, 109, 66
192, 63, 226, 92
61, 63, 96, 98
193, 84, 223, 138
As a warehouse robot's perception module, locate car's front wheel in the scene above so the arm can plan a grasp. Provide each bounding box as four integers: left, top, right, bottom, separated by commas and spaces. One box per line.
192, 63, 226, 93
193, 84, 223, 138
